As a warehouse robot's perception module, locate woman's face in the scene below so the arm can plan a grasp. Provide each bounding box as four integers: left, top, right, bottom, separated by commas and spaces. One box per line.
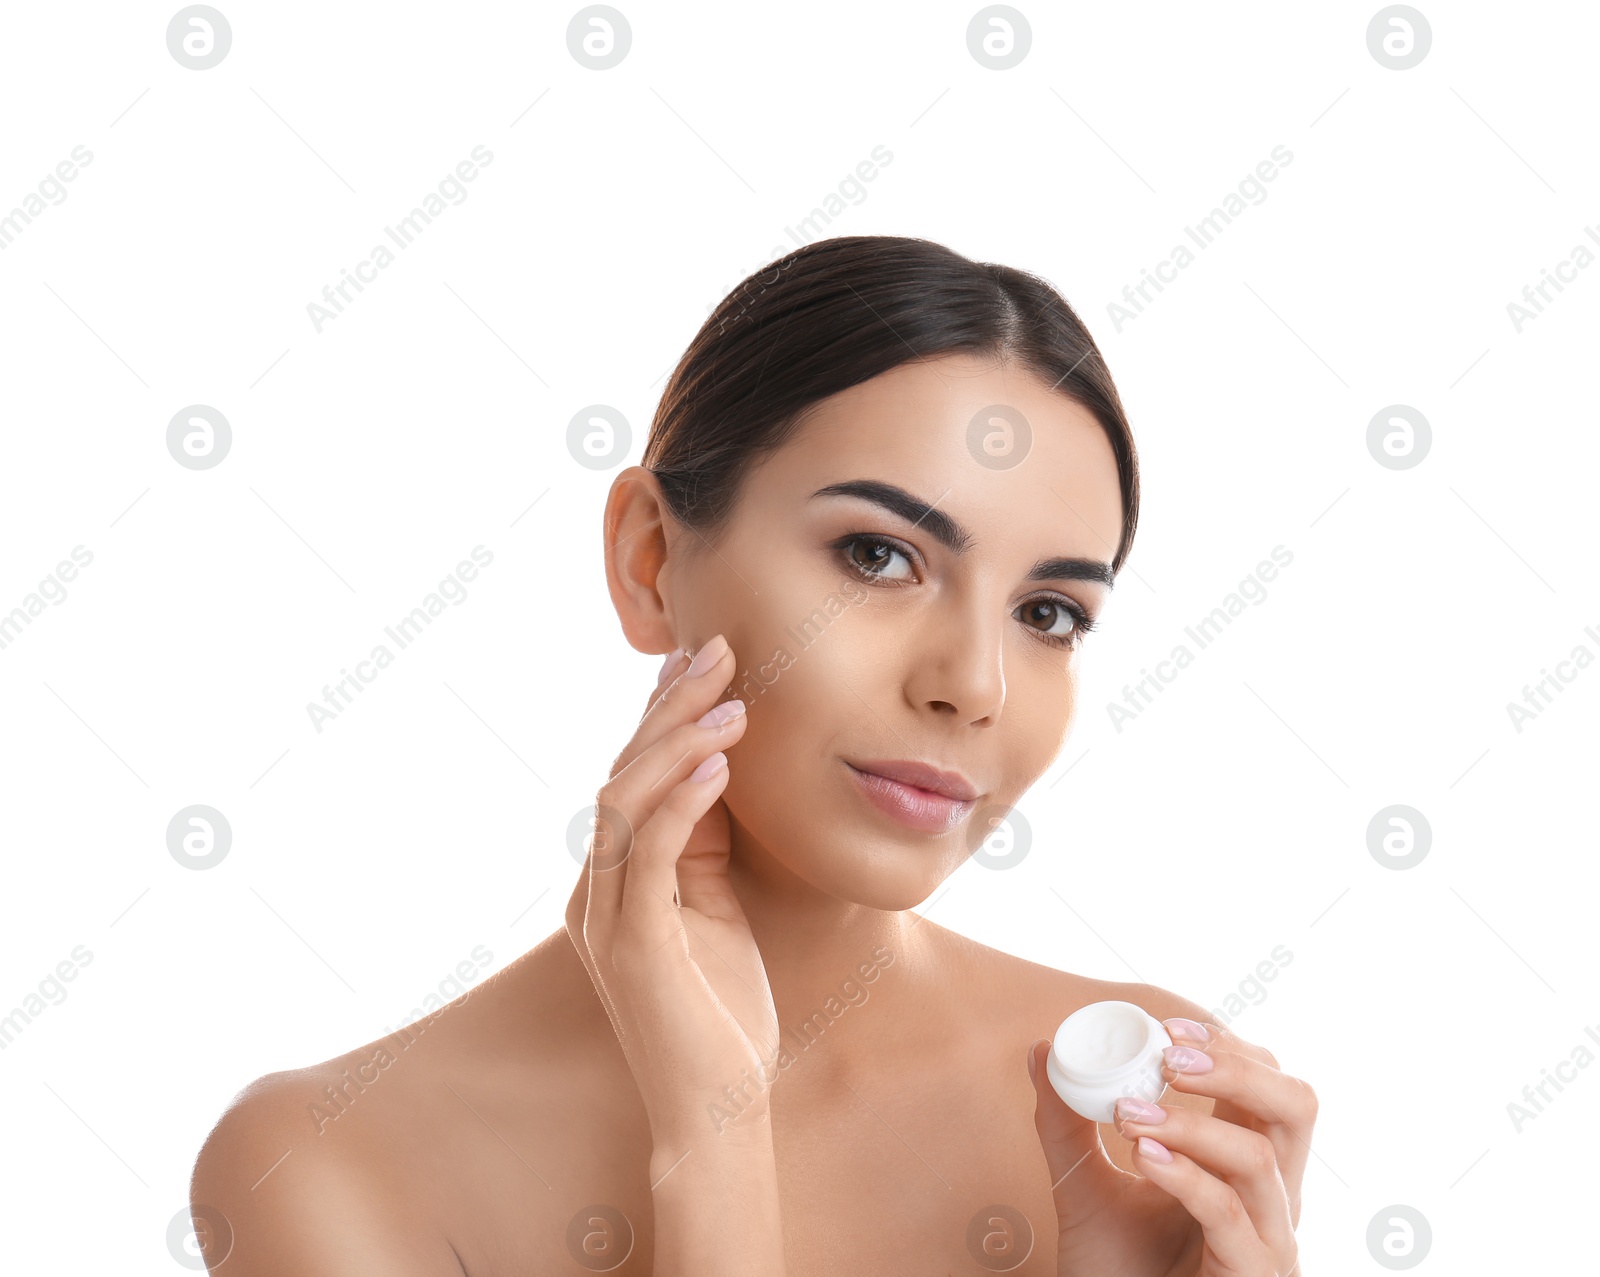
651, 350, 1124, 910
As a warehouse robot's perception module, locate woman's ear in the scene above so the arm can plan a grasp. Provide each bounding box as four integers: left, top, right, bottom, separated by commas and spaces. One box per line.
603, 466, 680, 656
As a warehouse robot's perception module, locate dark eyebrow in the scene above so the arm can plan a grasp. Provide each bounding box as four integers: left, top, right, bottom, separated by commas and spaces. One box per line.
810, 478, 1115, 588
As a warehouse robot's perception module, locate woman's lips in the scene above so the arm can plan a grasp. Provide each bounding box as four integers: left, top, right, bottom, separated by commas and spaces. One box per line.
844, 761, 976, 834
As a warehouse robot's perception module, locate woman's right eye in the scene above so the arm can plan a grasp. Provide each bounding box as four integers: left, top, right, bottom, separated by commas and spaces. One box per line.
839, 534, 917, 583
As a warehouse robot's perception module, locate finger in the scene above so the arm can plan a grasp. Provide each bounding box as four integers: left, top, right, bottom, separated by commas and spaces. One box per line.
673, 797, 743, 923
569, 636, 738, 1058
655, 645, 688, 689
1167, 1018, 1284, 1073
632, 644, 687, 729
1026, 1039, 1132, 1224
617, 748, 734, 960
1157, 1026, 1318, 1221
585, 637, 742, 923
1114, 1098, 1295, 1259
1199, 1021, 1316, 1224
614, 634, 735, 777
575, 711, 740, 1053
1128, 1138, 1279, 1275
588, 707, 747, 925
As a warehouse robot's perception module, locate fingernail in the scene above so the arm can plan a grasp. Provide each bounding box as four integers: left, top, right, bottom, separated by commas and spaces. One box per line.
686, 634, 728, 678
1163, 1045, 1213, 1073
1114, 1096, 1165, 1125
689, 752, 727, 782
656, 647, 685, 686
1164, 1017, 1211, 1044
1136, 1136, 1173, 1163
696, 698, 746, 728
1026, 1039, 1045, 1084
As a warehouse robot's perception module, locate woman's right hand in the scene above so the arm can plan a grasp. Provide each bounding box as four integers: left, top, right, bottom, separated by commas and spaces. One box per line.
563, 633, 781, 1155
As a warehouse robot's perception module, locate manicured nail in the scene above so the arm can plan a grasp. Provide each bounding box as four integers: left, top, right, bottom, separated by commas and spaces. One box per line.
1164, 1017, 1211, 1044
696, 698, 746, 728
688, 752, 727, 783
1026, 1038, 1046, 1085
1114, 1096, 1165, 1125
1136, 1136, 1173, 1163
1163, 1045, 1214, 1073
657, 647, 685, 686
686, 634, 728, 679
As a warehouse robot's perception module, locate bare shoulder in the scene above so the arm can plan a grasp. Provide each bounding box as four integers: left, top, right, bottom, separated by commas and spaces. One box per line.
190, 1059, 465, 1274
188, 927, 615, 1274
919, 919, 1221, 1118
1093, 976, 1217, 1037
919, 916, 1207, 1018
923, 916, 1219, 1026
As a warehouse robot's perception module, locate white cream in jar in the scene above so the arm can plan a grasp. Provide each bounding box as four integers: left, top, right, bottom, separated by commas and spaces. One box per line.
1045, 999, 1173, 1123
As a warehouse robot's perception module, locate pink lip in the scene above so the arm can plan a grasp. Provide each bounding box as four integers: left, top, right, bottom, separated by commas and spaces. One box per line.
844, 760, 978, 834
847, 758, 979, 801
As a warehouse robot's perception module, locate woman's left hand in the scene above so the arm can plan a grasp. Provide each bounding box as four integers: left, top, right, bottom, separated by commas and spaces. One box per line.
1026, 1017, 1316, 1276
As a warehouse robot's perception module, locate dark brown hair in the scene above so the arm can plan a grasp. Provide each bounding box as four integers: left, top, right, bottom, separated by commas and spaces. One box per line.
642, 235, 1141, 575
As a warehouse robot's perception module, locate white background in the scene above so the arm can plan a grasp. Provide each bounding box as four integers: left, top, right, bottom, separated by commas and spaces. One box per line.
1, 0, 1595, 1271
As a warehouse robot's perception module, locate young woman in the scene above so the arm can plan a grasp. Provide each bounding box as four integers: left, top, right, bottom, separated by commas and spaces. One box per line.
191, 235, 1315, 1276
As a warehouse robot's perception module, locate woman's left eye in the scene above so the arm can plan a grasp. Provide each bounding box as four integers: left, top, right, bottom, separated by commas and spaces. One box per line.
840, 534, 916, 581
1016, 598, 1095, 649
837, 535, 1095, 649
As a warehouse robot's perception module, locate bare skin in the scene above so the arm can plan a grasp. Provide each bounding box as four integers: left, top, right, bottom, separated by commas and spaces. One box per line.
191, 351, 1309, 1275
192, 920, 1214, 1274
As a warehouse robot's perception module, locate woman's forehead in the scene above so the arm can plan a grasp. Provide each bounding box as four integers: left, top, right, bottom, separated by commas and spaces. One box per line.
747, 361, 1122, 551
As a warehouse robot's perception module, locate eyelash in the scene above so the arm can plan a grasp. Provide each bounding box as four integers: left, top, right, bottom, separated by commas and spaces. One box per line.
832, 533, 1098, 650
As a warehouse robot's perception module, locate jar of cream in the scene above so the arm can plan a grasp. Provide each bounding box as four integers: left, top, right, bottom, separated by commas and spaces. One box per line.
1045, 999, 1173, 1123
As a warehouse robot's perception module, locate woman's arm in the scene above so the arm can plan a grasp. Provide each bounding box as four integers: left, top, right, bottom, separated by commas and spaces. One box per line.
564, 635, 787, 1275
648, 1121, 785, 1276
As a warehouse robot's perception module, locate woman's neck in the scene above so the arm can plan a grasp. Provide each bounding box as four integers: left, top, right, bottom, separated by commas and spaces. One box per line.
725, 816, 930, 1032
